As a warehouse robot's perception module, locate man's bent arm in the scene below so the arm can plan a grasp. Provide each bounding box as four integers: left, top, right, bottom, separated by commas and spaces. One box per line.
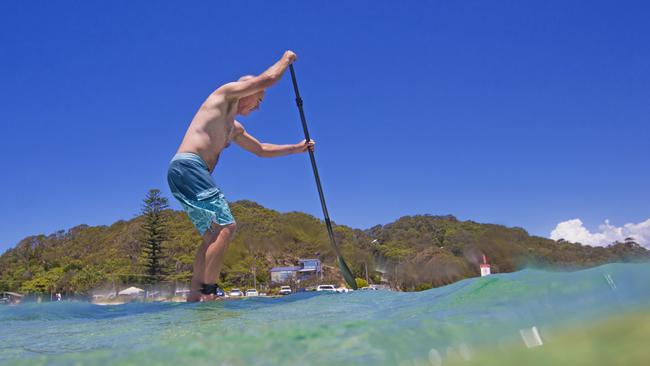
233, 122, 313, 158
258, 142, 309, 158
218, 51, 297, 99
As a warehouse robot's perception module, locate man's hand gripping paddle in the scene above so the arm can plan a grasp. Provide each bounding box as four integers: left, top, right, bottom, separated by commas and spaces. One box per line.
289, 64, 358, 290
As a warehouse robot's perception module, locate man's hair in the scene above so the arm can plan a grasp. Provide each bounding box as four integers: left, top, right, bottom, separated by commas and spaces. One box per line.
238, 75, 255, 82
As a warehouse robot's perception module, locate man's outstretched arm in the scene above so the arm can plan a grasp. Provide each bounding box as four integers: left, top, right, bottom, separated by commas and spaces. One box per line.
233, 121, 314, 158
217, 51, 297, 99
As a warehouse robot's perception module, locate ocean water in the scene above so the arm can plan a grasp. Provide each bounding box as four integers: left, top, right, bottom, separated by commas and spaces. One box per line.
2, 263, 649, 366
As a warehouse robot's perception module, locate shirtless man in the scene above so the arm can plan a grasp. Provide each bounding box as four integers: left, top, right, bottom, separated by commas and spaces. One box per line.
167, 50, 314, 302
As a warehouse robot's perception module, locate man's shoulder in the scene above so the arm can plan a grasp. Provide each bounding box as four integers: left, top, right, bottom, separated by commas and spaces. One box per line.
205, 89, 230, 105
201, 89, 238, 116
213, 82, 242, 101
233, 120, 246, 134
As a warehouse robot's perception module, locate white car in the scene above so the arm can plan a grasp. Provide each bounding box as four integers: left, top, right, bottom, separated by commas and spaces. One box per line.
229, 288, 243, 297
279, 286, 292, 295
245, 289, 259, 297
316, 285, 337, 292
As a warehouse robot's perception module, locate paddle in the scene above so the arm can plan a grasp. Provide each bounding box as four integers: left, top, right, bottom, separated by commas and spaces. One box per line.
289, 64, 358, 290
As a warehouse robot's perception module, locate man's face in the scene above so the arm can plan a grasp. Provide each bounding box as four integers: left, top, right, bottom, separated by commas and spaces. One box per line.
239, 91, 265, 116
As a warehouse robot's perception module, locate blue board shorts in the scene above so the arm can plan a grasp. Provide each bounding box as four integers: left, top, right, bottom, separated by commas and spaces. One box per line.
167, 152, 235, 235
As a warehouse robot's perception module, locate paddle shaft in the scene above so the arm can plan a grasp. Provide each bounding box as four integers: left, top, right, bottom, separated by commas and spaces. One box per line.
289, 64, 357, 289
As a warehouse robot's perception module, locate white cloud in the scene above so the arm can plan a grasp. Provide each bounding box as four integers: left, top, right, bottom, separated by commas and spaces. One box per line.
550, 218, 650, 248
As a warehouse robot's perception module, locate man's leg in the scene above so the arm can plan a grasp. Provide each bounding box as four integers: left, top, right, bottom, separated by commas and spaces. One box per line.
203, 223, 237, 284
187, 222, 237, 302
187, 227, 220, 302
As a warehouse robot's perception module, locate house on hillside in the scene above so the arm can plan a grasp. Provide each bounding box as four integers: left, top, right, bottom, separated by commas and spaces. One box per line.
270, 266, 300, 283
297, 259, 321, 281
270, 259, 322, 284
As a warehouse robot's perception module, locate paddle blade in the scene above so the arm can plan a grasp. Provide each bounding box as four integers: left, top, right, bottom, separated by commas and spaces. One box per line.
338, 256, 358, 290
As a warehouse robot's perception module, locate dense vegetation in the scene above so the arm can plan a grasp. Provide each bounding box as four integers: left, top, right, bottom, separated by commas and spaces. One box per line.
1, 197, 647, 297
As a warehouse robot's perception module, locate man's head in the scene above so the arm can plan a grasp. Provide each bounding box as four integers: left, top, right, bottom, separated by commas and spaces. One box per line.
236, 75, 265, 116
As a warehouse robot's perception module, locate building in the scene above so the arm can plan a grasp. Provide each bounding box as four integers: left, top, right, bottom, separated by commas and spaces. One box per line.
297, 259, 321, 281
0, 292, 23, 305
270, 266, 300, 283
270, 259, 322, 284
480, 254, 491, 277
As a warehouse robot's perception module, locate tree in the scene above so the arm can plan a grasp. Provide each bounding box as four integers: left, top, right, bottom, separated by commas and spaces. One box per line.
355, 277, 369, 288
140, 189, 169, 284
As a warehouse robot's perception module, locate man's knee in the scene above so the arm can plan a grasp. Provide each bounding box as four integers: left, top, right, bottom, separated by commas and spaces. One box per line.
213, 222, 236, 240
222, 222, 237, 237
205, 222, 237, 243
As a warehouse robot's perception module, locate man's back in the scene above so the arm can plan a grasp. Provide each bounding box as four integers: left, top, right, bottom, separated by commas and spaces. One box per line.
177, 92, 236, 172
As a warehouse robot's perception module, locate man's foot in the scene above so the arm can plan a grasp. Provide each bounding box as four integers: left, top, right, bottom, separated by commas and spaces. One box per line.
186, 283, 224, 302
186, 290, 202, 302
200, 293, 218, 302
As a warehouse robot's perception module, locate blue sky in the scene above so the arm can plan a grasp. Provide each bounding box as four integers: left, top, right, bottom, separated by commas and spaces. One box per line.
1, 1, 649, 252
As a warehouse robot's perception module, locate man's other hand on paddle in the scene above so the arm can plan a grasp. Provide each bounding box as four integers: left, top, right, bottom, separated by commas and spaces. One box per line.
296, 139, 315, 153
284, 50, 297, 63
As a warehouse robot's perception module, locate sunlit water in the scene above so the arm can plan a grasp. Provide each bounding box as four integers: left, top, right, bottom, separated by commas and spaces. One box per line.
2, 263, 649, 365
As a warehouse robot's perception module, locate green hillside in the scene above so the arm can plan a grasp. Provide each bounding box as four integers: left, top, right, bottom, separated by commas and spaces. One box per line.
1, 199, 647, 296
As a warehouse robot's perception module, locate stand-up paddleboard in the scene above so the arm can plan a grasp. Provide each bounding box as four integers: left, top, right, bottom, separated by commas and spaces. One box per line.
289, 64, 358, 290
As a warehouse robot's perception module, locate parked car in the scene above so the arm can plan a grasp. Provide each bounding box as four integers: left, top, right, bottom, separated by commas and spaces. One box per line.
229, 288, 243, 297
279, 286, 292, 295
245, 289, 259, 297
316, 285, 337, 292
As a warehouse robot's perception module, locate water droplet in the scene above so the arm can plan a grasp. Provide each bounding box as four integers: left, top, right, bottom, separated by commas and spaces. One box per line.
458, 343, 471, 360
520, 326, 544, 348
428, 348, 442, 366
604, 274, 617, 290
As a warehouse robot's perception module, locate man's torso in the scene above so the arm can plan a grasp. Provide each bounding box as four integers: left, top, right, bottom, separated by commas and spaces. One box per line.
177, 93, 237, 172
